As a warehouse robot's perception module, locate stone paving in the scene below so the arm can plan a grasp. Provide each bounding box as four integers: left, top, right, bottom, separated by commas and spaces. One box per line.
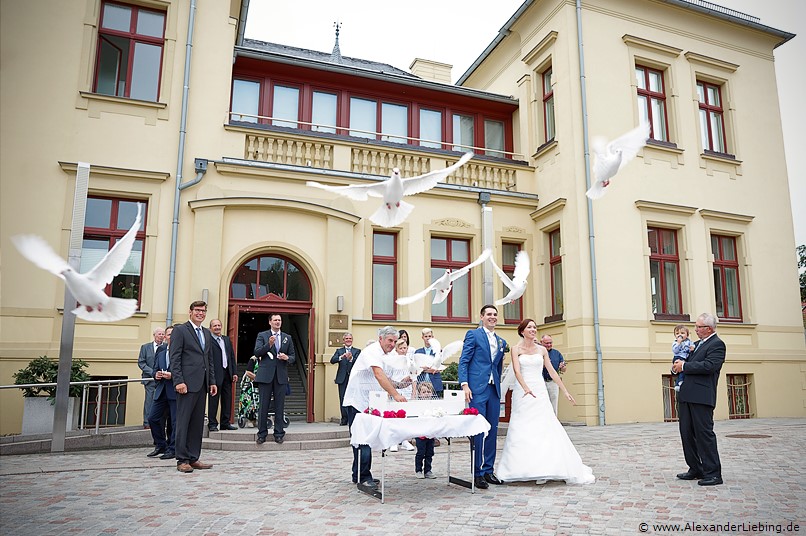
0, 418, 804, 535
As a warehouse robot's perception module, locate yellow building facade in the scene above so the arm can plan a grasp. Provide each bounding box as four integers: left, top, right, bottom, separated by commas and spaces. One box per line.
1, 0, 803, 435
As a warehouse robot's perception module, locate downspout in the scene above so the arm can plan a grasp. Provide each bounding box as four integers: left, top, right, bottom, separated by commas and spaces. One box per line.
479, 192, 493, 305
576, 0, 606, 426
236, 0, 250, 46
166, 0, 204, 326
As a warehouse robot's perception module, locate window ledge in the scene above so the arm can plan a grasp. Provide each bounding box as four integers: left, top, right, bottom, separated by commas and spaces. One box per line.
80, 91, 166, 110
702, 150, 740, 164
533, 139, 558, 159
58, 308, 149, 318
646, 139, 683, 153
542, 314, 564, 326
653, 313, 690, 322
78, 92, 168, 124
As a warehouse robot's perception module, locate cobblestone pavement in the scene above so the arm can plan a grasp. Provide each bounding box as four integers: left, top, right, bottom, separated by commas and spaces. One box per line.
1, 418, 803, 535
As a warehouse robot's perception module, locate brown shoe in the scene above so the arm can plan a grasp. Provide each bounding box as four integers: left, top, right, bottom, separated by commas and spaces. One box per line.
190, 460, 213, 470
176, 463, 194, 473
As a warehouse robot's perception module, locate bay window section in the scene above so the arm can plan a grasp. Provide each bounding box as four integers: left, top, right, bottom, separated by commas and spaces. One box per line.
231, 79, 260, 123
452, 114, 474, 152
381, 103, 408, 143
419, 109, 442, 148
648, 227, 685, 320
82, 197, 146, 307
372, 232, 397, 319
94, 2, 166, 101
431, 238, 472, 322
484, 120, 505, 158
711, 234, 742, 321
312, 91, 337, 133
350, 97, 377, 139
272, 85, 300, 128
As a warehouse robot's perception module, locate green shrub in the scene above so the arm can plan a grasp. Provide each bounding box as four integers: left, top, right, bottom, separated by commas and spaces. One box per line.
13, 355, 90, 399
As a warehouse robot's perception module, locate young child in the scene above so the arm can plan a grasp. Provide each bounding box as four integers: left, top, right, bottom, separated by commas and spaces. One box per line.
415, 382, 437, 479
672, 324, 695, 391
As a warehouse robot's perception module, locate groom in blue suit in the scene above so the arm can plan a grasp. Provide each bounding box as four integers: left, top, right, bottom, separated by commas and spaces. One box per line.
458, 304, 506, 489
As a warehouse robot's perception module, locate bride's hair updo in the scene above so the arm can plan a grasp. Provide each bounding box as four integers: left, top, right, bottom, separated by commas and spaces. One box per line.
517, 318, 537, 338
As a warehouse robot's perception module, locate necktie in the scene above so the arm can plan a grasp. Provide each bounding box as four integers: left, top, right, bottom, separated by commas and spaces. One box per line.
196, 327, 205, 349
274, 332, 281, 353
218, 337, 228, 368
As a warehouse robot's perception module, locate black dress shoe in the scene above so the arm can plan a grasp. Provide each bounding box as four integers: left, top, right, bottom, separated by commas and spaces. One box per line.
146, 448, 165, 458
698, 476, 723, 486
208, 425, 219, 432
220, 424, 237, 431
484, 473, 504, 485
474, 476, 489, 489
359, 479, 378, 489
256, 436, 266, 445
352, 478, 379, 484
159, 450, 175, 460
676, 471, 704, 480
275, 436, 284, 444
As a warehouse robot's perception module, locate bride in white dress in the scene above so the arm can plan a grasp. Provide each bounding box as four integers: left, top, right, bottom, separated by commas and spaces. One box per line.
495, 319, 595, 485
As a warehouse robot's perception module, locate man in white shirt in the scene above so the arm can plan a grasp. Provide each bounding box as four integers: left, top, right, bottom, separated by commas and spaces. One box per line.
343, 326, 407, 488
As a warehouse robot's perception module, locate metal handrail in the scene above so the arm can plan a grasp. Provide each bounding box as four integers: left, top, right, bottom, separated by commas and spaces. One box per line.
1, 378, 152, 434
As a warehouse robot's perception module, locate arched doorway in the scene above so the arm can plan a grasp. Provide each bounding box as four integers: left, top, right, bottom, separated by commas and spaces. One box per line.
227, 253, 315, 422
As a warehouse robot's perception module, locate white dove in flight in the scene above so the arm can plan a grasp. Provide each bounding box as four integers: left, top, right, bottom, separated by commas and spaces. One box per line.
585, 121, 650, 200
307, 152, 473, 227
491, 250, 530, 305
414, 338, 464, 372
12, 204, 143, 322
396, 248, 491, 306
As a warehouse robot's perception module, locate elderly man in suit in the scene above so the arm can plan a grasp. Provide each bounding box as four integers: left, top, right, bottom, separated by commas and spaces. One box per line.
458, 304, 506, 490
207, 319, 238, 432
146, 325, 177, 460
254, 313, 296, 445
138, 327, 165, 428
672, 312, 726, 486
458, 305, 505, 489
171, 301, 217, 473
330, 332, 359, 425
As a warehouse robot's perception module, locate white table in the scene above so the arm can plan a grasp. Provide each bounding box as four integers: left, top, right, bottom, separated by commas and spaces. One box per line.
350, 413, 491, 502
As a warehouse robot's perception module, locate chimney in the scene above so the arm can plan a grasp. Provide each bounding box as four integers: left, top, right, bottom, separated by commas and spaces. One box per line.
409, 58, 452, 84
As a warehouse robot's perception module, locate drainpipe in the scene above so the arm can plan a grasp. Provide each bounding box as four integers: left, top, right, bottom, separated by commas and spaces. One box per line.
166, 0, 203, 326
576, 0, 606, 426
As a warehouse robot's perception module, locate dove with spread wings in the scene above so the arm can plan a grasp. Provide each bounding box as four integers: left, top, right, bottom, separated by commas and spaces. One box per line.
12, 204, 143, 322
585, 121, 650, 200
396, 248, 491, 306
307, 152, 473, 228
413, 338, 464, 374
491, 250, 530, 305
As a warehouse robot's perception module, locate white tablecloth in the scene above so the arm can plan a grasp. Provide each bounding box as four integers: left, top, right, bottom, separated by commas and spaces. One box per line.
350, 414, 490, 451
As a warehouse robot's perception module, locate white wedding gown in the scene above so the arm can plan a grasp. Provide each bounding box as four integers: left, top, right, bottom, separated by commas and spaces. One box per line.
496, 354, 595, 484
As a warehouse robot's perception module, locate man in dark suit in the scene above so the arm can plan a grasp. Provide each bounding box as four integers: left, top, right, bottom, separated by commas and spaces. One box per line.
138, 327, 165, 428
414, 327, 443, 398
171, 301, 217, 473
330, 332, 359, 425
458, 304, 506, 490
254, 313, 296, 444
146, 326, 177, 460
207, 319, 238, 432
672, 312, 726, 486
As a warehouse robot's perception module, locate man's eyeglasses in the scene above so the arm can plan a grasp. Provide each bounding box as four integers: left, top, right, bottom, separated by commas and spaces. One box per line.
192, 308, 207, 313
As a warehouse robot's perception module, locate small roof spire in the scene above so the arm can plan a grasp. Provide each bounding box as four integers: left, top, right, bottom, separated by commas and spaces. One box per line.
331, 21, 343, 64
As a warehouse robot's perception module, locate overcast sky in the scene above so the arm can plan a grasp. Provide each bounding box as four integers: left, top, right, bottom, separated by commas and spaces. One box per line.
244, 0, 804, 247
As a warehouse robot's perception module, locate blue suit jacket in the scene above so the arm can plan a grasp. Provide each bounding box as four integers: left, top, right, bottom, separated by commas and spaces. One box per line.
153, 345, 176, 401
457, 327, 506, 398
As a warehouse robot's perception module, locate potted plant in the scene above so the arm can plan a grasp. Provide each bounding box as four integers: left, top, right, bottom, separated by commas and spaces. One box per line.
13, 355, 90, 434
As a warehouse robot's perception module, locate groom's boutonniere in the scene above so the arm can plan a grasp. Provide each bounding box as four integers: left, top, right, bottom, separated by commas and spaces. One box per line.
500, 340, 510, 354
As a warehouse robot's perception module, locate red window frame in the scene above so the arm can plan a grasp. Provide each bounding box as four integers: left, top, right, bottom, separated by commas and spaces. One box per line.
697, 80, 728, 154
372, 232, 397, 321
711, 234, 743, 322
542, 67, 555, 142
502, 242, 524, 325
430, 238, 473, 323
662, 374, 678, 422
228, 253, 312, 302
548, 229, 563, 323
82, 196, 146, 308
93, 1, 166, 100
726, 374, 752, 419
648, 227, 686, 320
636, 65, 669, 141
